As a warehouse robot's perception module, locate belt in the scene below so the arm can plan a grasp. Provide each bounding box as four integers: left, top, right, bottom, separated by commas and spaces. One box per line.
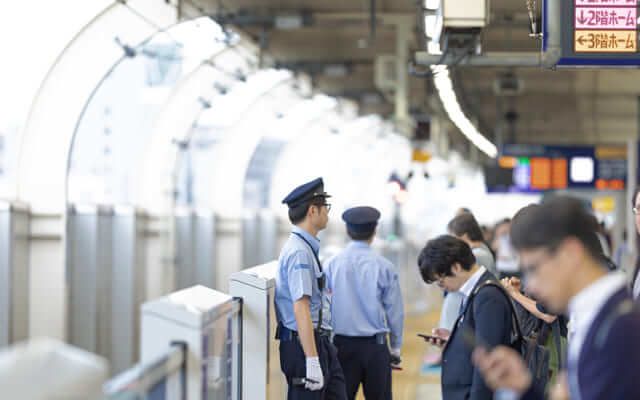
276, 324, 332, 342
334, 333, 387, 345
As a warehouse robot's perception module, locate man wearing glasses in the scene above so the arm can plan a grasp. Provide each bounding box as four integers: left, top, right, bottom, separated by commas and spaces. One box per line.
275, 177, 347, 400
417, 235, 513, 400
473, 196, 640, 400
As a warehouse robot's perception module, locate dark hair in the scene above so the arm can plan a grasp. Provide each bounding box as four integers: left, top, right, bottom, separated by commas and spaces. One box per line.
495, 218, 511, 228
347, 228, 375, 241
288, 197, 326, 224
417, 235, 476, 284
447, 213, 484, 242
510, 196, 602, 260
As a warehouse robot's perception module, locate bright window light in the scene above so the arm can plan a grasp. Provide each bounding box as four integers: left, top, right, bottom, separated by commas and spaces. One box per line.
570, 157, 595, 183
431, 65, 498, 158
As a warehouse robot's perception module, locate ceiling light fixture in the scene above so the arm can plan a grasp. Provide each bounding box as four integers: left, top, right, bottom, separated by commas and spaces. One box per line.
431, 65, 498, 158
424, 0, 441, 10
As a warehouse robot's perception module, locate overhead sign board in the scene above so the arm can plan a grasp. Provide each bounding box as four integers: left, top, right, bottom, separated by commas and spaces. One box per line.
574, 1, 638, 53
575, 0, 636, 6
574, 7, 637, 30
574, 30, 637, 52
542, 0, 640, 66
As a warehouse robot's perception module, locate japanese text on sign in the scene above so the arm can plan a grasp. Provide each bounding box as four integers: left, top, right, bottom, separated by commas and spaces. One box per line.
575, 30, 637, 52
573, 0, 638, 54
575, 7, 637, 29
575, 0, 636, 5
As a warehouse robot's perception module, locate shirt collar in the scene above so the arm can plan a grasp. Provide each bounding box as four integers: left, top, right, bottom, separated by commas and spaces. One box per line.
292, 226, 320, 254
347, 241, 370, 249
568, 272, 627, 331
458, 265, 487, 298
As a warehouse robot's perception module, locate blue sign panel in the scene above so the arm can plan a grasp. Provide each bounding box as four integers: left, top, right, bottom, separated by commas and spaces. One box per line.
543, 0, 640, 67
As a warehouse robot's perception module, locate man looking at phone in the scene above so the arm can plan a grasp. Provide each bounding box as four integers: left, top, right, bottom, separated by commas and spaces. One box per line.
472, 197, 640, 400
417, 235, 513, 400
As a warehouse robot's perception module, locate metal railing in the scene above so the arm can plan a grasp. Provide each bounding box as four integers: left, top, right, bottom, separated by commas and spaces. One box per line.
103, 341, 187, 400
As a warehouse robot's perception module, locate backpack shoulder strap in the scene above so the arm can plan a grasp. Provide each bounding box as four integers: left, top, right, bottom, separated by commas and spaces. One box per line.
468, 280, 524, 341
552, 319, 564, 369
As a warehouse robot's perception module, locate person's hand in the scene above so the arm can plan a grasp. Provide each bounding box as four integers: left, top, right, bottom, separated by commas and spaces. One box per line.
427, 328, 450, 348
549, 371, 570, 400
501, 278, 517, 295
509, 277, 522, 292
390, 348, 402, 369
472, 346, 532, 395
305, 357, 324, 391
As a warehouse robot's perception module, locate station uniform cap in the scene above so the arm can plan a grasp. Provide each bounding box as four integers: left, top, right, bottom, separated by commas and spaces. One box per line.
281, 177, 331, 208
342, 206, 381, 233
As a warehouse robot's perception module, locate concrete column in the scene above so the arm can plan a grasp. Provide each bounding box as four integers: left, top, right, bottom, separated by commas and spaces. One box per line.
395, 22, 411, 136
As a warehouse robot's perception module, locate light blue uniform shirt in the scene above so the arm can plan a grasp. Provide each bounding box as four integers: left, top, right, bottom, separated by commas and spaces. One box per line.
275, 226, 332, 331
324, 241, 404, 349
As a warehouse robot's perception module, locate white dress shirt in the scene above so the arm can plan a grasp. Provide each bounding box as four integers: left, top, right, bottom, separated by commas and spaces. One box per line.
458, 266, 487, 307
567, 272, 627, 364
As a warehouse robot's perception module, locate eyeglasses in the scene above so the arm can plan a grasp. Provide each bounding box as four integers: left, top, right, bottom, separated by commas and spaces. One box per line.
313, 203, 331, 212
520, 248, 556, 281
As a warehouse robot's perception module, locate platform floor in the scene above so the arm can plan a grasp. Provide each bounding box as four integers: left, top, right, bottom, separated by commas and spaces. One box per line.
355, 307, 443, 400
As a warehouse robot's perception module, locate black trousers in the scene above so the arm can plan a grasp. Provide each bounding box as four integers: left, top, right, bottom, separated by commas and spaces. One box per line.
333, 335, 392, 400
279, 332, 348, 400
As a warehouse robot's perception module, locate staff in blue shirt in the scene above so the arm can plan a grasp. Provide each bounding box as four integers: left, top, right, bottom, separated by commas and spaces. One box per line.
325, 206, 404, 400
275, 177, 347, 400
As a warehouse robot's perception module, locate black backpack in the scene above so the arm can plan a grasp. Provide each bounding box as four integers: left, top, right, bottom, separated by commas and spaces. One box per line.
468, 281, 551, 394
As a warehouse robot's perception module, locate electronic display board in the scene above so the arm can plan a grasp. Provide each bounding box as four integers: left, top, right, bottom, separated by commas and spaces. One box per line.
486, 144, 628, 193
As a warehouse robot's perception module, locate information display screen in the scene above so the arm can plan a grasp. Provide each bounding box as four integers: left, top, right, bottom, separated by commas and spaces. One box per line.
486, 144, 628, 193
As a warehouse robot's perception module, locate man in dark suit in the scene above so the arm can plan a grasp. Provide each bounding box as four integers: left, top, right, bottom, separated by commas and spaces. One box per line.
473, 197, 640, 400
417, 235, 512, 400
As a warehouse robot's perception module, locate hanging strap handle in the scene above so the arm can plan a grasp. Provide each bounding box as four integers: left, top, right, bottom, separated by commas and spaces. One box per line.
292, 232, 325, 331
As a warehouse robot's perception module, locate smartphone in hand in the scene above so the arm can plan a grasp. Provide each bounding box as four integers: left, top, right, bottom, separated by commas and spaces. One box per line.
418, 333, 447, 346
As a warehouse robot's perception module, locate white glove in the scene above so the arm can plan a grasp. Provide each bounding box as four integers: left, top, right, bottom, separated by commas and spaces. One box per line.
390, 348, 402, 367
305, 357, 324, 391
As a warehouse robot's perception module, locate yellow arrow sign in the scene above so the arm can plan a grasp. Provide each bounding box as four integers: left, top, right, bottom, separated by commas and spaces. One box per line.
575, 30, 637, 53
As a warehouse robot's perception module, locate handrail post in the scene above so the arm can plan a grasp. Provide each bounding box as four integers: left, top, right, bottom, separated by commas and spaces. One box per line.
170, 341, 188, 400
233, 297, 243, 400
